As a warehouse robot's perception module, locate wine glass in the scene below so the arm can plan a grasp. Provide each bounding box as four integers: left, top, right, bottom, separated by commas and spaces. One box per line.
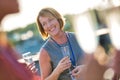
61, 46, 70, 57
22, 52, 34, 65
61, 46, 76, 80
22, 52, 39, 74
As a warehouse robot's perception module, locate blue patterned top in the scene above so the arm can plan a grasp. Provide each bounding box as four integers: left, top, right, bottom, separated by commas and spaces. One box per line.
41, 32, 84, 80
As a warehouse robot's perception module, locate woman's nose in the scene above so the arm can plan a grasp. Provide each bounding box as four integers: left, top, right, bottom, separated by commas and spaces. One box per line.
46, 21, 52, 28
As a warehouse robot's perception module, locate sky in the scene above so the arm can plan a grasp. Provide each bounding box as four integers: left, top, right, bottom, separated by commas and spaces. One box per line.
2, 0, 102, 31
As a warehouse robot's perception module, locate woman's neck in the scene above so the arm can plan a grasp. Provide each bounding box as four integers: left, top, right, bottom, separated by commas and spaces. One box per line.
51, 31, 67, 44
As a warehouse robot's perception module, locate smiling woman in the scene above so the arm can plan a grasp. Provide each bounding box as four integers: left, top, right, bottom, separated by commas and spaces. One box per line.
36, 7, 84, 80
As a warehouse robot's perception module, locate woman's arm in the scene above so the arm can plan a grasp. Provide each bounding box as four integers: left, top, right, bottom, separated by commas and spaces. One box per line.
39, 48, 53, 80
39, 48, 71, 80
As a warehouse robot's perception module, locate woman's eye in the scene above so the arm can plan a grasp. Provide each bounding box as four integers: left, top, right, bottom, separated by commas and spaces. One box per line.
42, 23, 46, 27
49, 18, 54, 22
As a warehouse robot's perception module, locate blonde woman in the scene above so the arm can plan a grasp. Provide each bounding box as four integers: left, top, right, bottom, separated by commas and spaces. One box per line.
36, 7, 84, 80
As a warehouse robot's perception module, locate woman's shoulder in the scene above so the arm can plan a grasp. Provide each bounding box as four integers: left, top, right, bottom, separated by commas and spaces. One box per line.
39, 48, 48, 55
40, 38, 54, 55
67, 31, 75, 34
66, 31, 76, 38
41, 38, 51, 48
39, 47, 50, 60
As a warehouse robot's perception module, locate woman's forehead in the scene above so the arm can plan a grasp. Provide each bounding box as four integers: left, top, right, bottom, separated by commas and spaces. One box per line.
41, 11, 54, 16
41, 14, 55, 19
39, 15, 55, 22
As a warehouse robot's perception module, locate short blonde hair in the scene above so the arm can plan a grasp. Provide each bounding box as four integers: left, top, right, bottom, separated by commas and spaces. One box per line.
36, 7, 65, 40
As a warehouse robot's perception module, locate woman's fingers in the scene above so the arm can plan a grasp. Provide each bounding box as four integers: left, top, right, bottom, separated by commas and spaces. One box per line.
26, 62, 38, 74
60, 56, 69, 63
57, 56, 71, 73
26, 62, 35, 69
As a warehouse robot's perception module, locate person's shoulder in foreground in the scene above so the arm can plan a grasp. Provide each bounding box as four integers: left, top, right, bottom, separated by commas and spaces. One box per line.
0, 0, 40, 79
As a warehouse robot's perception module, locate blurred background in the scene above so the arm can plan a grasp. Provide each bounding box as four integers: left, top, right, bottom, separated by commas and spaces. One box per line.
1, 0, 120, 75
2, 0, 120, 55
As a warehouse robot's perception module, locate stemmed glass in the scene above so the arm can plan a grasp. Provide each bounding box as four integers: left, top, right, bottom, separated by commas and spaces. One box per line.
61, 46, 76, 80
22, 52, 33, 65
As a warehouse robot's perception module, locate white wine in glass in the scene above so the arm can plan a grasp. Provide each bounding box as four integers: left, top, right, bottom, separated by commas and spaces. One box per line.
61, 46, 76, 80
22, 52, 33, 65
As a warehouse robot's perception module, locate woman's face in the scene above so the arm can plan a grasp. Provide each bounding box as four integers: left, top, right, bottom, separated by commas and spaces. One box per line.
39, 15, 61, 37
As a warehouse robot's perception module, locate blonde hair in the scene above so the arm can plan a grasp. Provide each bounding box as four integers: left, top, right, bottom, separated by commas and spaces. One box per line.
36, 7, 65, 40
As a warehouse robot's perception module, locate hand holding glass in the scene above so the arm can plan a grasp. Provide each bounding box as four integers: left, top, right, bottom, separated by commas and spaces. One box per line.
22, 52, 33, 65
61, 46, 76, 80
22, 52, 39, 74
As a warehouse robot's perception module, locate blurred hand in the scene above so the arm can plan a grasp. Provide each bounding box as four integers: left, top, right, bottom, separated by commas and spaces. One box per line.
26, 62, 38, 75
72, 65, 85, 79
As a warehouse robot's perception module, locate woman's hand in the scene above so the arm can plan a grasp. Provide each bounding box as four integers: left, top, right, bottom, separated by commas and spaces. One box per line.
55, 56, 71, 74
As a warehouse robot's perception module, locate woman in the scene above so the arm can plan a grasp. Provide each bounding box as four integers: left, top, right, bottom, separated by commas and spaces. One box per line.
36, 7, 84, 80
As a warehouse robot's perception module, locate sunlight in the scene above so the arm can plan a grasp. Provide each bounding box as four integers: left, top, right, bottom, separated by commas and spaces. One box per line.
75, 12, 98, 53
107, 12, 120, 50
2, 0, 102, 31
21, 30, 33, 40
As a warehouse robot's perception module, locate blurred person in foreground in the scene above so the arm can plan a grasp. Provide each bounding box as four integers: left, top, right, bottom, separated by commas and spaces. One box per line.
0, 0, 40, 80
36, 7, 85, 80
71, 29, 119, 80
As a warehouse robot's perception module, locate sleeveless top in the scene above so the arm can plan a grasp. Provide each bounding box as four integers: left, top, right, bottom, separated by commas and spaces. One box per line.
41, 32, 84, 80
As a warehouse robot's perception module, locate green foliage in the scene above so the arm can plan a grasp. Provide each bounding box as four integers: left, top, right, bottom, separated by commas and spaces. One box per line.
64, 14, 75, 32
7, 23, 40, 45
7, 14, 76, 46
